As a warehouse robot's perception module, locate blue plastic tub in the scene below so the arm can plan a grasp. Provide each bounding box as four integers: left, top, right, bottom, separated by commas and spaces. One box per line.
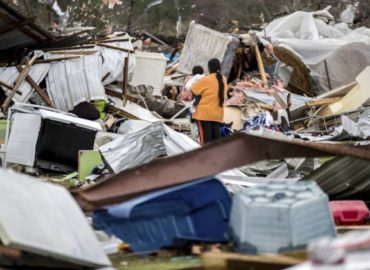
93, 177, 231, 251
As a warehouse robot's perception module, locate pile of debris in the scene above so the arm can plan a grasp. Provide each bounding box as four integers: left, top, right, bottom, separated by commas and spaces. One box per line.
1, 1, 370, 269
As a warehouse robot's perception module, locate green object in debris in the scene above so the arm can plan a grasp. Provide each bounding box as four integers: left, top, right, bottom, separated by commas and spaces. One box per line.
61, 171, 79, 181
94, 100, 107, 119
0, 120, 9, 144
78, 150, 104, 182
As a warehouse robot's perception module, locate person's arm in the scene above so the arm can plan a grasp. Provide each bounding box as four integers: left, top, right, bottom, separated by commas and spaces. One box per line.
191, 77, 206, 96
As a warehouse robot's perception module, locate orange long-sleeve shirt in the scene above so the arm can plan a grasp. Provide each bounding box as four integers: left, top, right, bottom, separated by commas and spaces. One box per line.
191, 73, 227, 123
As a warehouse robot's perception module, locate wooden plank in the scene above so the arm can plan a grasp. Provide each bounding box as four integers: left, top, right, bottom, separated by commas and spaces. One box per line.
337, 225, 370, 234
34, 56, 80, 64
40, 45, 95, 52
122, 56, 129, 101
319, 70, 369, 116
0, 80, 13, 91
97, 43, 134, 53
96, 38, 130, 44
106, 104, 139, 120
1, 55, 37, 112
16, 66, 54, 108
251, 33, 268, 88
306, 97, 342, 107
202, 252, 302, 270
47, 50, 97, 55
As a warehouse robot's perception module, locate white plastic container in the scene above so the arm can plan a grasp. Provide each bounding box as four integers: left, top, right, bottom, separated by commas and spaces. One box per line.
229, 181, 336, 254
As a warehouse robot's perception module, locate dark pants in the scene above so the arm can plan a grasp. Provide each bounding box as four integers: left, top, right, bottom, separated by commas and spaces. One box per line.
197, 120, 221, 145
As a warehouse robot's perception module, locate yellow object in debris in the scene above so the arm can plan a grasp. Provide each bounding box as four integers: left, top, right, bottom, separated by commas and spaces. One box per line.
319, 66, 370, 116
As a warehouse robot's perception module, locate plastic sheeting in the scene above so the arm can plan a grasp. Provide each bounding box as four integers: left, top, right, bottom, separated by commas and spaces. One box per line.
263, 11, 370, 94
0, 64, 50, 103
99, 122, 166, 173
45, 50, 106, 112
99, 37, 136, 85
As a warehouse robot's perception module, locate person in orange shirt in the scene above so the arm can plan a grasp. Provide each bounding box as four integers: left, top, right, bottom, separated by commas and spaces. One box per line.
191, 58, 227, 145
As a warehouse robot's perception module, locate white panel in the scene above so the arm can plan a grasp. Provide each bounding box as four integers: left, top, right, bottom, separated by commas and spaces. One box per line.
130, 51, 167, 96
5, 112, 41, 166
0, 169, 111, 267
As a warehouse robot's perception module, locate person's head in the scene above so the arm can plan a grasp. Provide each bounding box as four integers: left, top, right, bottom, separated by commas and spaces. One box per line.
208, 58, 221, 74
192, 65, 204, 75
207, 58, 224, 107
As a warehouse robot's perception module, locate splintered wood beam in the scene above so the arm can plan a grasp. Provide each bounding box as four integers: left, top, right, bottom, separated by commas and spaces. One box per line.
122, 56, 129, 101
96, 38, 130, 44
306, 97, 342, 107
40, 45, 95, 52
97, 43, 134, 53
1, 55, 38, 112
16, 66, 54, 108
47, 50, 97, 55
34, 56, 80, 64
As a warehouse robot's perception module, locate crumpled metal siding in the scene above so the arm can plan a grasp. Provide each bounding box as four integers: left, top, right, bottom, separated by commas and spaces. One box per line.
45, 50, 106, 112
0, 64, 50, 103
178, 22, 239, 76
304, 156, 370, 199
99, 122, 166, 174
100, 39, 136, 85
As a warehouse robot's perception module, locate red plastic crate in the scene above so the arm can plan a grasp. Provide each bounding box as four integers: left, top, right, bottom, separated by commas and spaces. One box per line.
330, 200, 370, 225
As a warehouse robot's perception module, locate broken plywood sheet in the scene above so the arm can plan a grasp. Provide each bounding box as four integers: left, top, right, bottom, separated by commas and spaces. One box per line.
224, 106, 244, 131
178, 22, 239, 76
0, 169, 110, 268
319, 67, 370, 116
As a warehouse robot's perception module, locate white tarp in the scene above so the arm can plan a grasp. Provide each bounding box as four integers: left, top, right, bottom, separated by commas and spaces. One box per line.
262, 11, 370, 94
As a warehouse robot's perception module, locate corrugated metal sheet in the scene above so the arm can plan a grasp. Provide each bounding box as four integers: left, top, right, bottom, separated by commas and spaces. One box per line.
100, 122, 166, 174
304, 156, 370, 199
178, 22, 239, 76
74, 132, 370, 211
100, 38, 136, 85
163, 124, 251, 186
0, 63, 50, 103
45, 50, 106, 112
243, 89, 312, 107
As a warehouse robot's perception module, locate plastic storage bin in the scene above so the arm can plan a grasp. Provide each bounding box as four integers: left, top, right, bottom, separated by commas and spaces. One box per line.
330, 200, 370, 225
93, 177, 231, 252
229, 181, 336, 254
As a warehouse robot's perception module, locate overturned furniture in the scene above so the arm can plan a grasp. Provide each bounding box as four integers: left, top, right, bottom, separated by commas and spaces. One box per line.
6, 105, 102, 172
